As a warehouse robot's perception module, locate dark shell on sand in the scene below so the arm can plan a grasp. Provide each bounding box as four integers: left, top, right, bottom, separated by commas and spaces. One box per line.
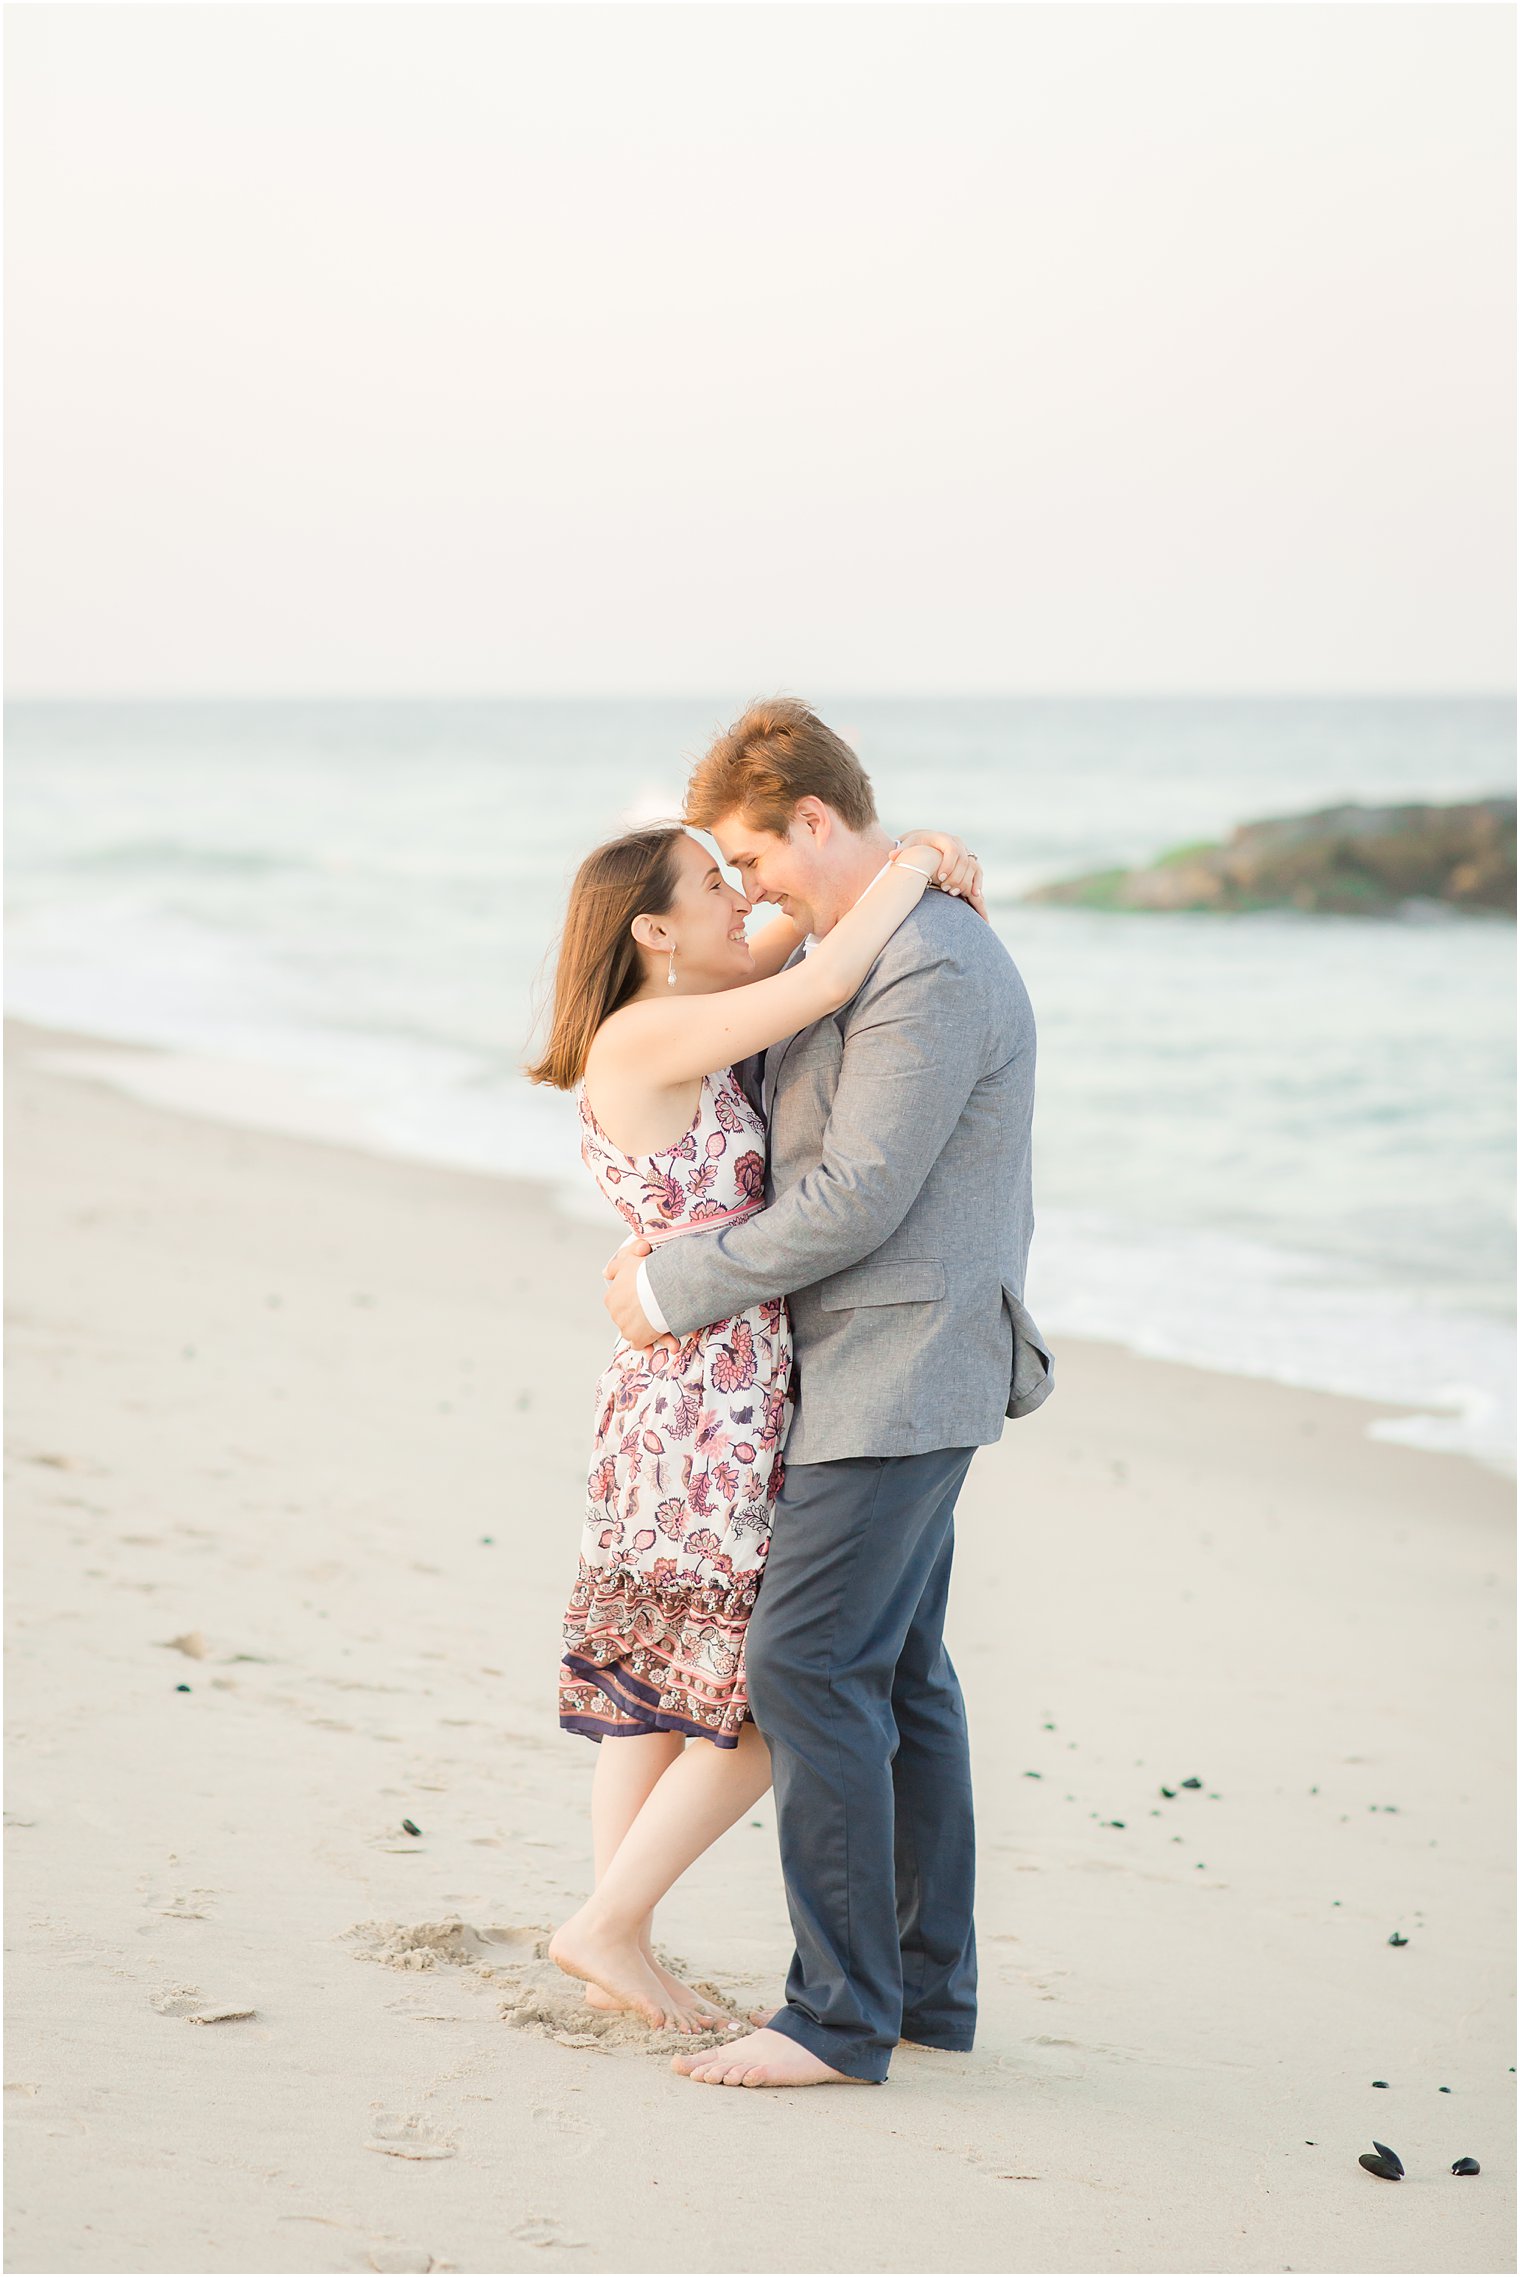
1359, 2142, 1404, 2181
1452, 2158, 1481, 2176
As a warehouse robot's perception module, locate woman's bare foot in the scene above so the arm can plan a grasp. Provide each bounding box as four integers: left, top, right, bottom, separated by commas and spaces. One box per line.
548, 1910, 708, 2033
589, 1955, 735, 2027
672, 2025, 866, 2087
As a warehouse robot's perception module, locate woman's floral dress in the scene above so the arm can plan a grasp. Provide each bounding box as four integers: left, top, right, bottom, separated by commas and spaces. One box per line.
558, 1066, 793, 1749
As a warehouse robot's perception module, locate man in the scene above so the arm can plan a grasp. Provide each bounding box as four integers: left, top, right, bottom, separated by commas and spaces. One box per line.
602, 697, 1053, 2088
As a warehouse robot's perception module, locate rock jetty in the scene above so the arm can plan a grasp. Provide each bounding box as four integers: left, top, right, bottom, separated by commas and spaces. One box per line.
1024, 796, 1516, 917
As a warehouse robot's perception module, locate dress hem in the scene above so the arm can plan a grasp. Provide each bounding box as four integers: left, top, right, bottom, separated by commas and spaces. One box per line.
559, 1651, 744, 1749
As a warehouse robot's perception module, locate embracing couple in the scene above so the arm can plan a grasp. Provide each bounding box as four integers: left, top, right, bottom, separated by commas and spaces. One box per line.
526, 698, 1052, 2090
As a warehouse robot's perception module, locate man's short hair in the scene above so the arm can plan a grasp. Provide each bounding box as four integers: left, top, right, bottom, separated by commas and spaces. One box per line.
684, 697, 878, 836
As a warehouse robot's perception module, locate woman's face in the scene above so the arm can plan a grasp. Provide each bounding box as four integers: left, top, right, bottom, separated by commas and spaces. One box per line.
651, 830, 755, 991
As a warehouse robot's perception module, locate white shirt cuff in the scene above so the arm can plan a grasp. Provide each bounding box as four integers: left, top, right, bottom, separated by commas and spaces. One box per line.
635, 1257, 671, 1336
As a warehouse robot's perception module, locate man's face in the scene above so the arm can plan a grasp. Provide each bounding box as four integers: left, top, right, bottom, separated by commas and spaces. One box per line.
711, 809, 833, 938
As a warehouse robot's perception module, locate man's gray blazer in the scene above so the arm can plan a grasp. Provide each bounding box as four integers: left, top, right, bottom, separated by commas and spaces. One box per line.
644, 890, 1054, 1464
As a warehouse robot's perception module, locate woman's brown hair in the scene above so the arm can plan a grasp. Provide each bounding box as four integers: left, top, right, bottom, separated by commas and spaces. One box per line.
523, 825, 686, 1091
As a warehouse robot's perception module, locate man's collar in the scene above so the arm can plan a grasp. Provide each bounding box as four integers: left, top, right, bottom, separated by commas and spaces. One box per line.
802, 845, 900, 956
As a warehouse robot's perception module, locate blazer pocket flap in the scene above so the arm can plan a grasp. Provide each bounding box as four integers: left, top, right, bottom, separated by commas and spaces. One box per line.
818, 1258, 947, 1310
1003, 1285, 1055, 1412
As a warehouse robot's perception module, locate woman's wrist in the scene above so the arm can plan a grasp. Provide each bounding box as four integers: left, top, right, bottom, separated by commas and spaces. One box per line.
893, 828, 986, 913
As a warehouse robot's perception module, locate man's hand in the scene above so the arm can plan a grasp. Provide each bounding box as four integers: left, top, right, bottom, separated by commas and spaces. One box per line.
603, 1235, 670, 1352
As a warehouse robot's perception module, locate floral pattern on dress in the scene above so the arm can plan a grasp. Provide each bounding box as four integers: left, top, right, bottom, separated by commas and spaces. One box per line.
558, 1067, 793, 1748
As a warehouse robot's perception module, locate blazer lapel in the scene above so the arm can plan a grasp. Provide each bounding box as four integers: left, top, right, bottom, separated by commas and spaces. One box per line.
762, 943, 812, 1122
733, 1052, 765, 1117
762, 1031, 801, 1122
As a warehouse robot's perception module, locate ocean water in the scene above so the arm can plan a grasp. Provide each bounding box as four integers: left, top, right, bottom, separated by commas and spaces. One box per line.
5, 696, 1515, 1469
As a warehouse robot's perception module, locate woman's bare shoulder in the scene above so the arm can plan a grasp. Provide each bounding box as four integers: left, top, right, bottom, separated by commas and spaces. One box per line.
587, 1000, 657, 1067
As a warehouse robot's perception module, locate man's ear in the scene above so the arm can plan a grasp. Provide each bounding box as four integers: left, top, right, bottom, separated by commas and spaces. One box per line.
793, 796, 833, 845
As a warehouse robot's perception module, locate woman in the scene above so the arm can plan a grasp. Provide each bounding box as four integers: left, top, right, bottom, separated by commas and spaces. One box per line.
524, 820, 982, 2033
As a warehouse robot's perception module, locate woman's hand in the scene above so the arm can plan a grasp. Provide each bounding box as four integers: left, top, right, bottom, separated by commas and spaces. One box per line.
898, 830, 988, 920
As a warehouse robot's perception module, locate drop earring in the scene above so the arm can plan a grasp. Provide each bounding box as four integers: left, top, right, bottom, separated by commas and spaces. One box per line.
666, 943, 678, 987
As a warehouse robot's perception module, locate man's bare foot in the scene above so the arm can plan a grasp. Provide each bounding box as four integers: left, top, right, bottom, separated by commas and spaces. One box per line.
672, 2025, 867, 2087
588, 1959, 736, 2028
745, 2004, 932, 2049
548, 1910, 707, 2033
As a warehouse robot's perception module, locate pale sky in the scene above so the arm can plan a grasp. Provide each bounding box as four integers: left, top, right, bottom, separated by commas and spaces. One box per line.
5, 2, 1515, 697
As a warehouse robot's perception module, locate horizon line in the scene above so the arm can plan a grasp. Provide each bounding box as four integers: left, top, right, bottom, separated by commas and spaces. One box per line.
6, 687, 1517, 708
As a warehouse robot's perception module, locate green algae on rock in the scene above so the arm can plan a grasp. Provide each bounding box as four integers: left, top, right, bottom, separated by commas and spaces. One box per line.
1024, 797, 1516, 916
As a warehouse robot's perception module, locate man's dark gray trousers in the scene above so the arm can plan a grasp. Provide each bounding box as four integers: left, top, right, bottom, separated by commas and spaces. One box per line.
743, 1442, 979, 2084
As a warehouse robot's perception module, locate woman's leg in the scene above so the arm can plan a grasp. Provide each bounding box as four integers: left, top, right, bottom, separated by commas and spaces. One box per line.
550, 1720, 773, 2029
590, 1727, 683, 1882
583, 1730, 725, 2018
587, 1730, 691, 2021
556, 1729, 694, 2031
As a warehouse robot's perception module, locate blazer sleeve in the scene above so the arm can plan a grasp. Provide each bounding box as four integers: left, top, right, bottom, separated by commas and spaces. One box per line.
645, 927, 990, 1337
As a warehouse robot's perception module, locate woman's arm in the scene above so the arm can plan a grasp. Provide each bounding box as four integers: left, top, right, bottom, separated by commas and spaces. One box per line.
595, 847, 942, 1090
745, 834, 983, 981
898, 831, 987, 919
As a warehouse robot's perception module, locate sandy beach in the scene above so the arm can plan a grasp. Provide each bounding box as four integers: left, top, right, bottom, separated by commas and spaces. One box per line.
4, 1013, 1513, 2276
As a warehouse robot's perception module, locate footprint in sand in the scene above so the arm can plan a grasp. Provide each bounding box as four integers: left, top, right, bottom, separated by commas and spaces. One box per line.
364, 2114, 457, 2161
149, 1984, 204, 2015
145, 1888, 219, 1920
529, 2104, 603, 2161
343, 1917, 544, 1976
344, 1916, 741, 2059
149, 1985, 256, 2024
510, 2217, 589, 2250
